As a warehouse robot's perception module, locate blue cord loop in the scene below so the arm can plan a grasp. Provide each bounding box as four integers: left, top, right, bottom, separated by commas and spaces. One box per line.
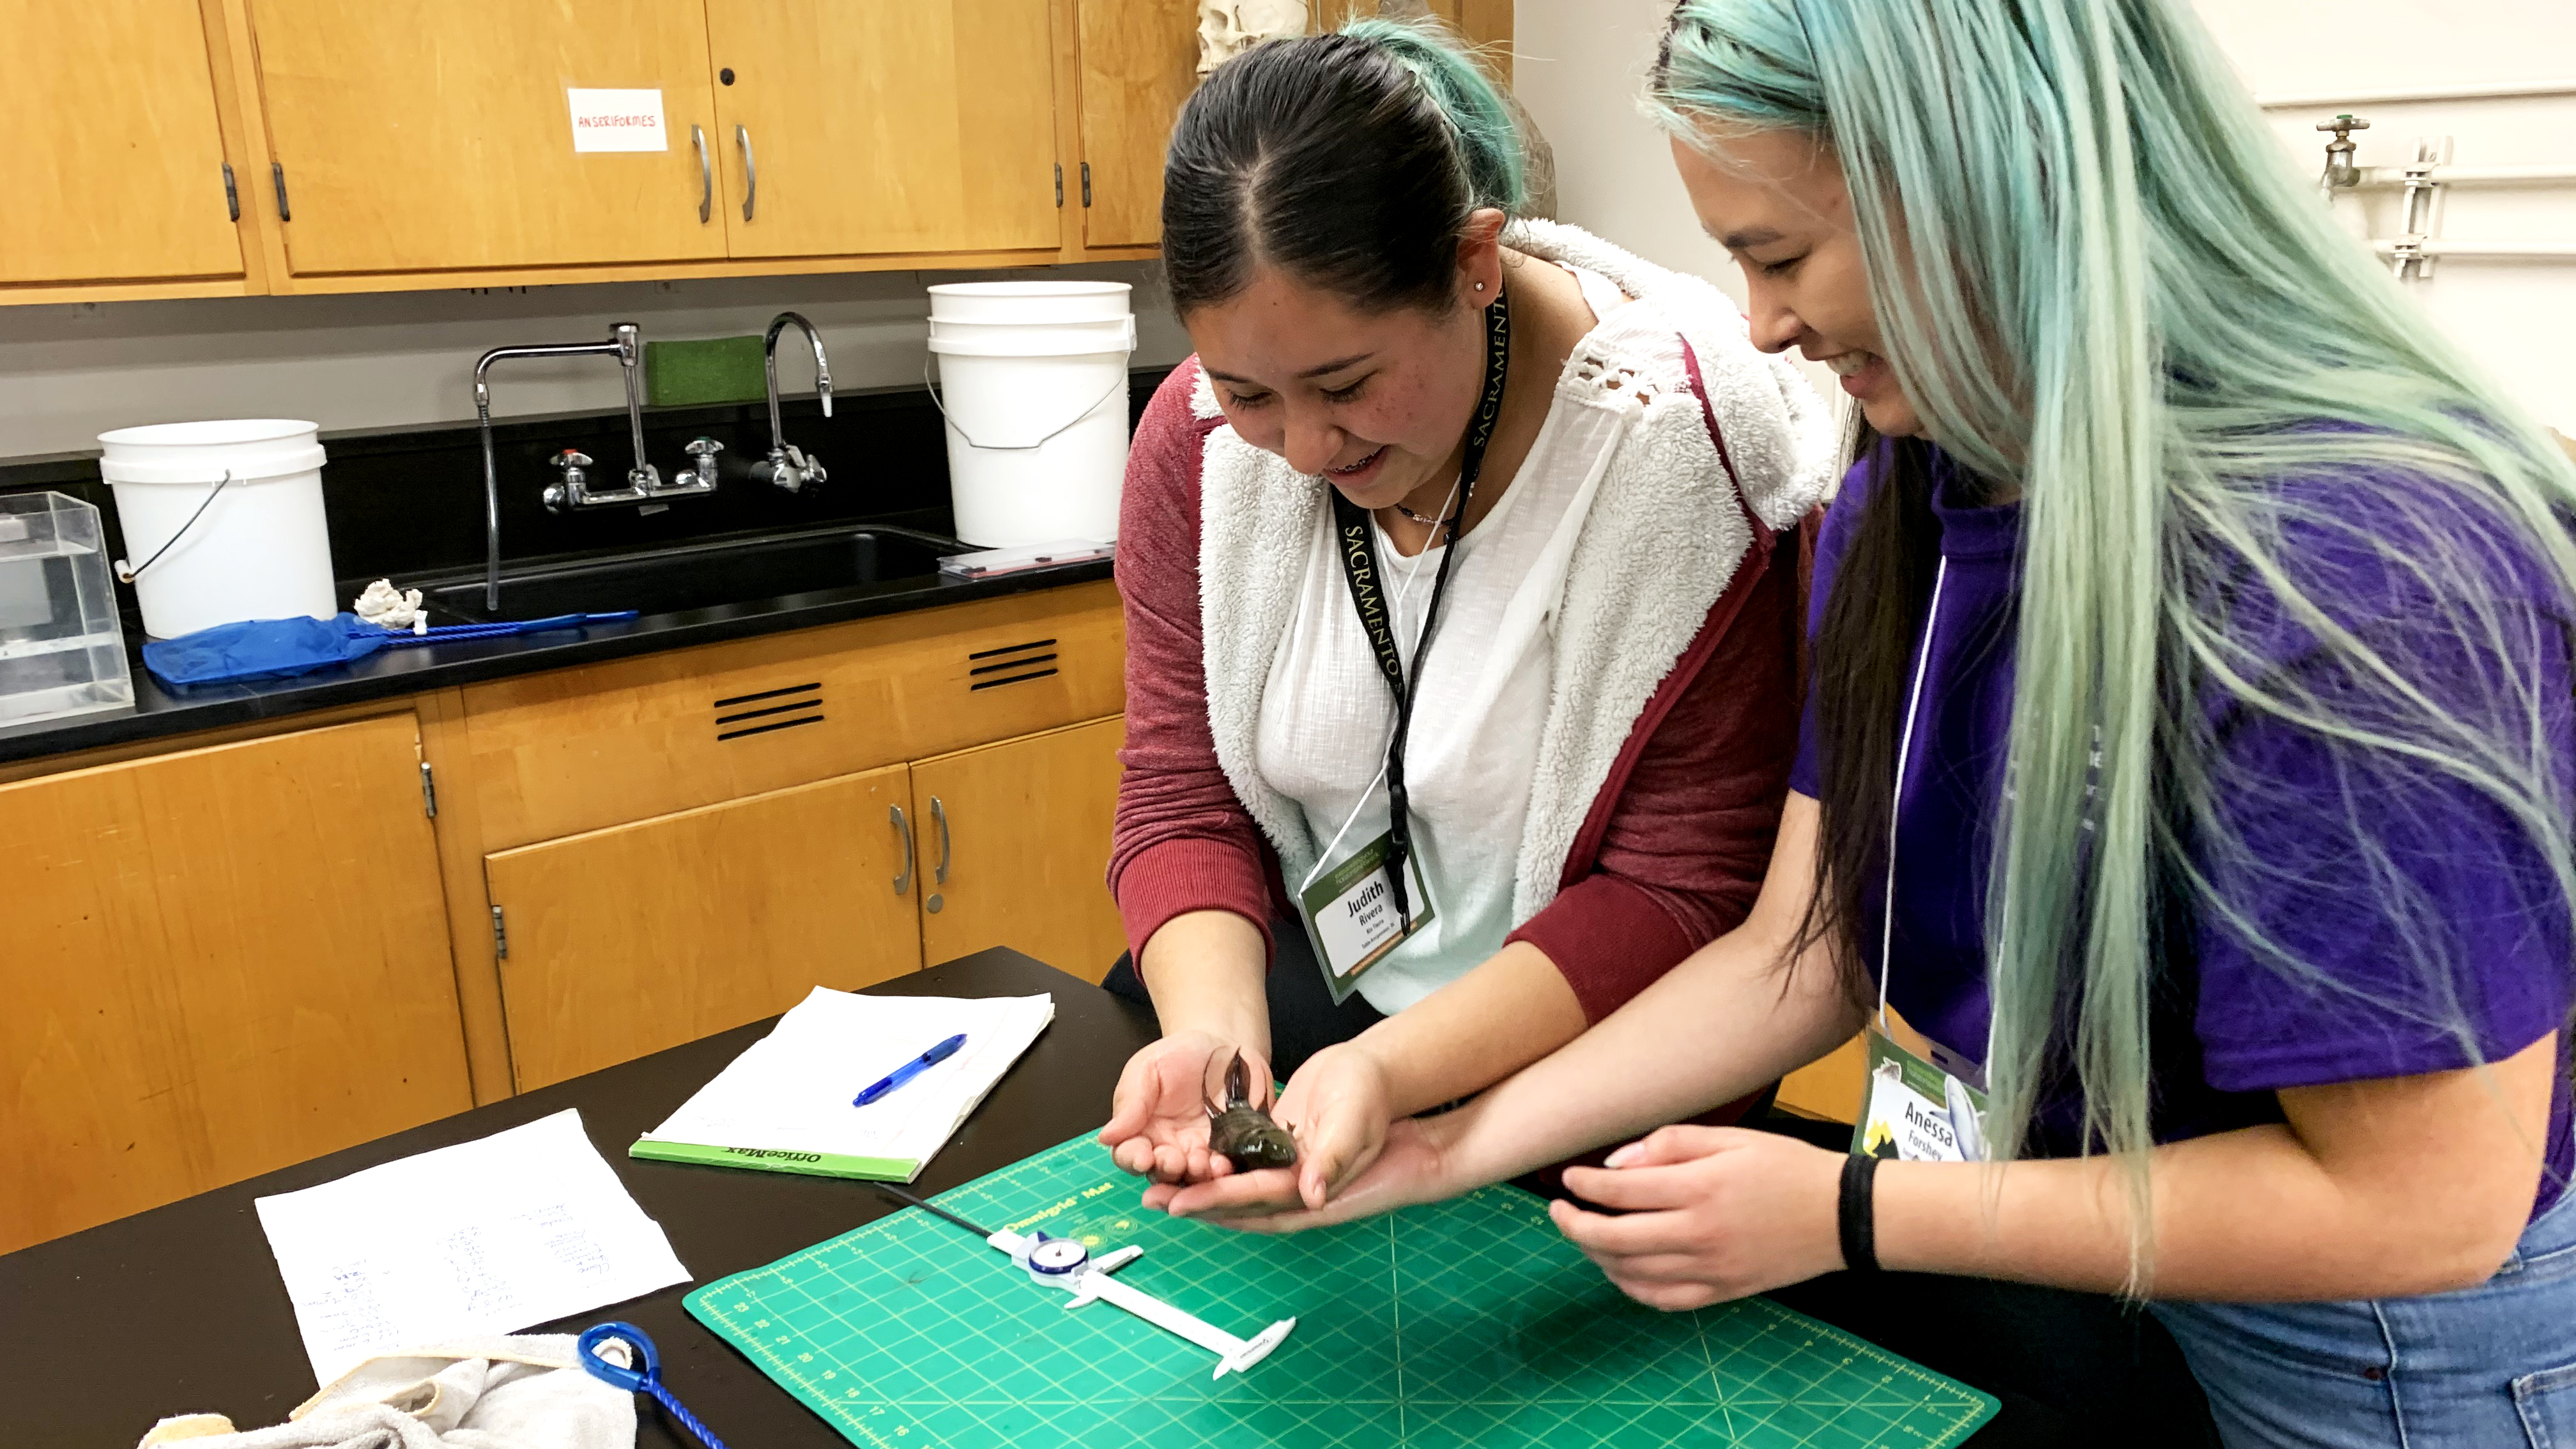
577, 1322, 731, 1449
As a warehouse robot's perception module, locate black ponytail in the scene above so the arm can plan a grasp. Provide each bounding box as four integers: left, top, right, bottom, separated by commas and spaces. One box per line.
1163, 20, 1526, 316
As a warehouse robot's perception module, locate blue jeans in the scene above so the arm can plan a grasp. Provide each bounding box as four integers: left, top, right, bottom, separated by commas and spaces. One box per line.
2152, 1183, 2576, 1448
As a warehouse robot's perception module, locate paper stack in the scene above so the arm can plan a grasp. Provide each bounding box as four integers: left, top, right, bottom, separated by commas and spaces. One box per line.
256, 1109, 691, 1384
632, 987, 1054, 1183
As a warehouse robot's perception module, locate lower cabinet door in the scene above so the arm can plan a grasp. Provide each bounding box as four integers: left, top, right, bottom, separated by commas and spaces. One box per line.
0, 714, 471, 1254
486, 764, 921, 1090
908, 716, 1126, 983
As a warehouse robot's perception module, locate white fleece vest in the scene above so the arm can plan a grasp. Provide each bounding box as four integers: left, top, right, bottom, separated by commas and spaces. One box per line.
1192, 221, 1837, 928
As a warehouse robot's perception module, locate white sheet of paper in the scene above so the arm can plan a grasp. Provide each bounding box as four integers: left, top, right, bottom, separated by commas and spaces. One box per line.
637, 988, 1054, 1174
565, 88, 667, 153
256, 1109, 689, 1385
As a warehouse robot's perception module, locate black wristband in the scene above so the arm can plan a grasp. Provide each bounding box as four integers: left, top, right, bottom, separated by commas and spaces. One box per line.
1838, 1153, 1882, 1274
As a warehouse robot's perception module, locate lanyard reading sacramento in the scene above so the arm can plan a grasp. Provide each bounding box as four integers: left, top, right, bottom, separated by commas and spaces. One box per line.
1298, 286, 1513, 1004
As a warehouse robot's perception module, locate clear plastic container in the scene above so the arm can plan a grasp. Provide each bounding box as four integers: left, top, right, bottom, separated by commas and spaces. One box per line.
0, 492, 134, 725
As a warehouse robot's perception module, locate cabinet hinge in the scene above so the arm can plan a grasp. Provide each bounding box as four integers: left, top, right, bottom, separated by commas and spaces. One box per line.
1080, 162, 1092, 208
489, 905, 509, 960
418, 760, 438, 818
222, 162, 240, 223
1054, 164, 1064, 208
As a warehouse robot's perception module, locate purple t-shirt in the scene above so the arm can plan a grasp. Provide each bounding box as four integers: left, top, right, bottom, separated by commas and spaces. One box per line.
1790, 441, 2576, 1215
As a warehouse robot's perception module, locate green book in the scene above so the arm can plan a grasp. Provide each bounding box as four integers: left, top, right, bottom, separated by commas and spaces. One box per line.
629, 985, 1055, 1184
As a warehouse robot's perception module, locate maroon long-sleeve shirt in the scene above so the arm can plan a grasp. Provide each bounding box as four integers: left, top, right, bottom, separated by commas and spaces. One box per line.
1108, 356, 1803, 1024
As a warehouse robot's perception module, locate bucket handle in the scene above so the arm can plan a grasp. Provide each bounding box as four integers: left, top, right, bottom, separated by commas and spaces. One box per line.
923, 356, 1126, 453
113, 470, 234, 584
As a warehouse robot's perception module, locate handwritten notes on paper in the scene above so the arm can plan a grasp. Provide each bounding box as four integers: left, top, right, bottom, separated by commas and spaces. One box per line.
255, 1110, 689, 1385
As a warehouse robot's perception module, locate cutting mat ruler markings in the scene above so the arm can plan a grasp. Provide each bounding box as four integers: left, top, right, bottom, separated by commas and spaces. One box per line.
691, 1132, 1997, 1448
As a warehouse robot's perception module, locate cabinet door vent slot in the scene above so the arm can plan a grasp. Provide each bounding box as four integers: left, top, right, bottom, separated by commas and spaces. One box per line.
717, 715, 826, 742
714, 681, 823, 707
714, 681, 824, 741
965, 638, 1060, 691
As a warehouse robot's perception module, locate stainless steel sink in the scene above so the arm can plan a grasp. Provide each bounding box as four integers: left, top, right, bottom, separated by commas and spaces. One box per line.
421, 524, 958, 622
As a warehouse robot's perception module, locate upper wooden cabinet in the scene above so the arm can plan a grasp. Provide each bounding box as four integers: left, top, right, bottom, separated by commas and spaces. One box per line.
0, 714, 471, 1254
1071, 0, 1198, 251
705, 0, 1062, 259
1, 0, 247, 287
247, 0, 728, 275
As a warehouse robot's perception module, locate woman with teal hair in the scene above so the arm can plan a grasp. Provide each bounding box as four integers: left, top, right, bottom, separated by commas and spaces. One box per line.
1160, 1, 2576, 1443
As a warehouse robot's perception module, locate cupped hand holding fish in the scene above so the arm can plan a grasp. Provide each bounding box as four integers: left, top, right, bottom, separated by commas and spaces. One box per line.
1101, 1029, 1273, 1187
1156, 1040, 1394, 1220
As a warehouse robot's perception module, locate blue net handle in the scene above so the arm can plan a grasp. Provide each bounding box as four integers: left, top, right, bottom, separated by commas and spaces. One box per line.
577, 1322, 731, 1449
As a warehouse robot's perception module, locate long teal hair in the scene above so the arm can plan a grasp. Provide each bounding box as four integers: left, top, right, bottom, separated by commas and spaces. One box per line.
1651, 0, 2576, 1277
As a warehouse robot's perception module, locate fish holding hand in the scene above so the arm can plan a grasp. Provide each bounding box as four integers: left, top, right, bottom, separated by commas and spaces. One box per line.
1204, 1048, 1300, 1172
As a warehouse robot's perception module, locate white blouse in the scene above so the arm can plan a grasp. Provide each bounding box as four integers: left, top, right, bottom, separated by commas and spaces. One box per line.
1252, 264, 1675, 1013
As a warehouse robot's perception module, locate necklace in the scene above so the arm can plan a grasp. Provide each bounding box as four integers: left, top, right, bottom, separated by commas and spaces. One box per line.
1388, 495, 1447, 526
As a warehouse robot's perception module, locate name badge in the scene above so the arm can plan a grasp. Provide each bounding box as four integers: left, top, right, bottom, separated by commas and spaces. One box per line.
1852, 1027, 1991, 1163
1296, 828, 1435, 1004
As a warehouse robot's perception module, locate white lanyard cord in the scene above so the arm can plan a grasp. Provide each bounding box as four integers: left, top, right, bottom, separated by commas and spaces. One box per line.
1877, 555, 1950, 1031
1301, 474, 1463, 891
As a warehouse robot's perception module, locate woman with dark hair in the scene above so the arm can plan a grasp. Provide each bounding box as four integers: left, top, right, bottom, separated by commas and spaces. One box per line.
1096, 19, 1836, 1213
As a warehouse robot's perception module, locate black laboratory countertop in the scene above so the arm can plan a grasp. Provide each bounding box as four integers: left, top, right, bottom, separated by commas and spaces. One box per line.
0, 554, 1113, 767
0, 947, 1154, 1449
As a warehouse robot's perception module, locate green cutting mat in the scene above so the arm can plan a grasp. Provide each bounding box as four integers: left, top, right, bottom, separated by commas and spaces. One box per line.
689, 1131, 1998, 1448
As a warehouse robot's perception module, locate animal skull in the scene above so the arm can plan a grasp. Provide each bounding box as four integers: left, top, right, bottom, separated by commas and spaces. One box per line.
1197, 0, 1311, 76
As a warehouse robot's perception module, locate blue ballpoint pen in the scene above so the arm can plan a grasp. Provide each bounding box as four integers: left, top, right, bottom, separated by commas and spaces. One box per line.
854, 1034, 967, 1107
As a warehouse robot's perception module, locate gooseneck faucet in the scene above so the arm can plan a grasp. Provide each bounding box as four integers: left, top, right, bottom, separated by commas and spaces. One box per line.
753, 310, 833, 493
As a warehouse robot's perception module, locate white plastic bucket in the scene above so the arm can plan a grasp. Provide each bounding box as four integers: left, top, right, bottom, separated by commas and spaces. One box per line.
929, 330, 1130, 547
927, 280, 1133, 325
96, 420, 337, 640
927, 315, 1138, 355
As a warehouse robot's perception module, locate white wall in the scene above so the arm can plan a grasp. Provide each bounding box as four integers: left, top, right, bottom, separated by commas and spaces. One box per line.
2196, 0, 2576, 437
0, 263, 1192, 459
1513, 0, 2576, 438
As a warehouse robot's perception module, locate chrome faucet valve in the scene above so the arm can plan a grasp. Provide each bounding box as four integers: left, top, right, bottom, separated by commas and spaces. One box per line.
2317, 112, 2370, 194
754, 443, 827, 494
758, 312, 833, 493
681, 436, 725, 489
544, 449, 594, 514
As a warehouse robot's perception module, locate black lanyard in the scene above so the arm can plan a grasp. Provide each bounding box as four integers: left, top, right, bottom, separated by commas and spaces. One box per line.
1327, 286, 1512, 932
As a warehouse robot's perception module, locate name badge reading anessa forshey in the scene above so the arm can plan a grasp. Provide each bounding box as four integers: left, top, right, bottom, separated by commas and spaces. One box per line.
1853, 1029, 1992, 1163
1296, 828, 1436, 1002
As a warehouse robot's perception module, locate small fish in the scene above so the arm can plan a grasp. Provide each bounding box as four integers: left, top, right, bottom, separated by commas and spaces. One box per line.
1204, 1049, 1299, 1172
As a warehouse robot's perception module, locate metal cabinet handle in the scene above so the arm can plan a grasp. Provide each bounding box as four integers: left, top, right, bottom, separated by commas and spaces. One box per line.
692, 125, 711, 223
270, 162, 291, 222
890, 804, 913, 896
930, 796, 951, 885
222, 162, 239, 222
737, 125, 756, 222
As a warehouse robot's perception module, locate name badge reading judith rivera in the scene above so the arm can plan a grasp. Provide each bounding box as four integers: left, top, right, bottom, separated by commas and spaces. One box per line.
1297, 827, 1435, 1002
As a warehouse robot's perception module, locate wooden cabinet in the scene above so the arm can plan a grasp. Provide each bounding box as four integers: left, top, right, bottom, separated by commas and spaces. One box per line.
910, 716, 1126, 984
484, 765, 922, 1091
9, 2, 1519, 299
705, 0, 1062, 259
247, 0, 729, 274
2, 0, 247, 286
1070, 0, 1199, 251
0, 715, 471, 1254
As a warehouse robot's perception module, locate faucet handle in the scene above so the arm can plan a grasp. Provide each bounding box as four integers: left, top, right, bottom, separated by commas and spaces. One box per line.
684, 437, 723, 459
554, 448, 593, 470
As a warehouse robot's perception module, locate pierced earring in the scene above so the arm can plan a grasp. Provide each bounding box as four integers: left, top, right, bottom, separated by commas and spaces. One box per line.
1474, 282, 1487, 291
